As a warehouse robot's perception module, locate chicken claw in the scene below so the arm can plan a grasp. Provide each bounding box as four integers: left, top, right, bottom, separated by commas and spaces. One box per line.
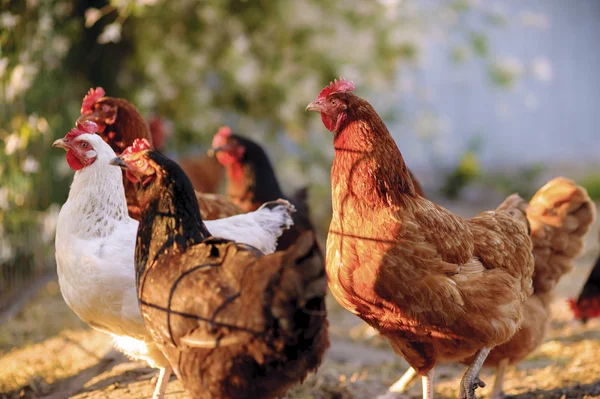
459, 348, 490, 399
460, 375, 486, 399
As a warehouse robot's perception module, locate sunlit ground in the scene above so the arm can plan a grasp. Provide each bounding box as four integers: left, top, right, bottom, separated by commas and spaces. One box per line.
1, 204, 600, 399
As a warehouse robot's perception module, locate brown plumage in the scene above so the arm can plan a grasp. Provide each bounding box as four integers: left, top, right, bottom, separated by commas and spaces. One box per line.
391, 179, 595, 398
116, 146, 328, 399
307, 79, 534, 399
467, 178, 595, 399
76, 87, 242, 221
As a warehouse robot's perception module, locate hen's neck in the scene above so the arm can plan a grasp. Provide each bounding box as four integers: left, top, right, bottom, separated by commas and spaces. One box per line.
331, 110, 416, 211
135, 173, 210, 285
63, 161, 129, 238
226, 160, 285, 211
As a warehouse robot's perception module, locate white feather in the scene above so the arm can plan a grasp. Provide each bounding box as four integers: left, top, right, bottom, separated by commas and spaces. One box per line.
206, 199, 295, 254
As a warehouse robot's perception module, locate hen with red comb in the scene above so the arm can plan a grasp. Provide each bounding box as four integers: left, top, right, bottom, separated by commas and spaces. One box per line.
122, 138, 153, 155
306, 77, 357, 132
80, 87, 106, 115
317, 77, 355, 100
65, 120, 98, 141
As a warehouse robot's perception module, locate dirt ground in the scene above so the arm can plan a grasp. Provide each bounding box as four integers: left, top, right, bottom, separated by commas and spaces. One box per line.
2, 204, 600, 399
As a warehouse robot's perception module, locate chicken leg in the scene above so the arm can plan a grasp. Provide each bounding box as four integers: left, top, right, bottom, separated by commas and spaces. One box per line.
459, 348, 490, 399
422, 369, 434, 399
377, 367, 432, 399
388, 366, 418, 393
152, 366, 172, 399
490, 358, 509, 399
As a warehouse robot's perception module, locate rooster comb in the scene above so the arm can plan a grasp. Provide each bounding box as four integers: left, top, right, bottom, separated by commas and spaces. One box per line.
216, 126, 232, 138
317, 78, 355, 100
65, 121, 98, 140
80, 87, 106, 115
122, 138, 152, 156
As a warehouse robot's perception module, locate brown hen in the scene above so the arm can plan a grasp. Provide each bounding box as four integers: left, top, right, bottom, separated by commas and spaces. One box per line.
76, 87, 241, 220
114, 142, 329, 399
475, 179, 595, 399
307, 78, 535, 399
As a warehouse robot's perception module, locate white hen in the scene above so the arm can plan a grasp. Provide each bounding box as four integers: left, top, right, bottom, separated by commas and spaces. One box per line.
53, 123, 294, 399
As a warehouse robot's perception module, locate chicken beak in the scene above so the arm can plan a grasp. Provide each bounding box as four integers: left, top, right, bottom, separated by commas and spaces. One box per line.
52, 138, 70, 150
305, 101, 322, 112
207, 146, 226, 157
109, 156, 128, 169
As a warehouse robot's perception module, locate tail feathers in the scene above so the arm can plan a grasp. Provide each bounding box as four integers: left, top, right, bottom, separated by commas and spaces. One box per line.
255, 198, 296, 237
527, 177, 596, 293
205, 199, 295, 254
496, 193, 530, 232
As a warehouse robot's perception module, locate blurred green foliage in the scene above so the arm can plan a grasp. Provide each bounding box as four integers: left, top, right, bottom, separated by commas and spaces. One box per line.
440, 135, 545, 201
441, 136, 483, 199
580, 174, 600, 202
485, 165, 544, 200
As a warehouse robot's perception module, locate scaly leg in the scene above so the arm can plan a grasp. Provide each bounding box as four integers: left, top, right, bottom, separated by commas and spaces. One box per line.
388, 367, 418, 393
459, 348, 490, 399
422, 368, 434, 399
490, 358, 509, 399
152, 366, 172, 399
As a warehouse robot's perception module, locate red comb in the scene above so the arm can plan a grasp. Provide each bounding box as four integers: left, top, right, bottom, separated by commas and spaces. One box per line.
65, 121, 98, 140
122, 138, 152, 156
80, 87, 106, 115
317, 78, 355, 100
216, 126, 232, 138
212, 126, 232, 148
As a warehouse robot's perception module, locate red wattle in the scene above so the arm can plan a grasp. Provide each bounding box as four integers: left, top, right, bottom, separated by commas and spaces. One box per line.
66, 151, 84, 171
321, 113, 335, 132
126, 170, 140, 183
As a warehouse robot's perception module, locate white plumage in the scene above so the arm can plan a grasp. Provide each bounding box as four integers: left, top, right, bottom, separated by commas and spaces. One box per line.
54, 133, 294, 399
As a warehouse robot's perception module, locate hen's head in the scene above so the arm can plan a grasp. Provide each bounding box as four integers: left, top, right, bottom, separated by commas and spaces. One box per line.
111, 139, 198, 209
52, 121, 114, 171
77, 87, 151, 154
306, 78, 356, 132
76, 87, 114, 134
110, 138, 157, 187
209, 126, 247, 166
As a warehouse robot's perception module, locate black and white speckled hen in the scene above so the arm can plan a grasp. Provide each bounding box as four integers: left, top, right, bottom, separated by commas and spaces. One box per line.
111, 139, 329, 399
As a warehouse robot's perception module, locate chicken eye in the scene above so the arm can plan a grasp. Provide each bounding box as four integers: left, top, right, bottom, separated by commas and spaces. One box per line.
80, 142, 88, 148
136, 159, 144, 167
331, 100, 336, 105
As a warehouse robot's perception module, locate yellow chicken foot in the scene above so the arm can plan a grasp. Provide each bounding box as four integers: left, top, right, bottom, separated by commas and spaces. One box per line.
152, 366, 172, 399
388, 366, 418, 393
459, 348, 490, 399
490, 358, 509, 399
